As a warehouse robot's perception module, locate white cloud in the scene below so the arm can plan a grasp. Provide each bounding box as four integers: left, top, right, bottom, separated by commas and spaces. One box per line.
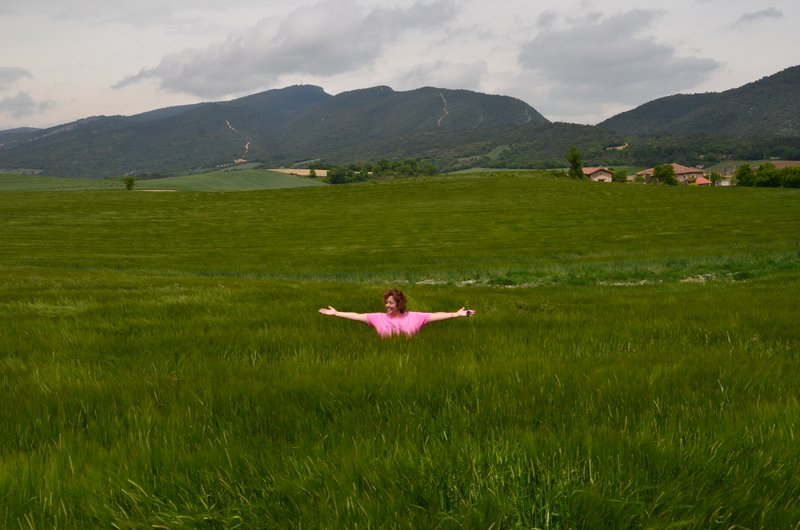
115, 0, 457, 99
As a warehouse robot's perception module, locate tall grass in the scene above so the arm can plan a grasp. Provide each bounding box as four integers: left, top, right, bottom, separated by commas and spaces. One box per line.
1, 174, 798, 528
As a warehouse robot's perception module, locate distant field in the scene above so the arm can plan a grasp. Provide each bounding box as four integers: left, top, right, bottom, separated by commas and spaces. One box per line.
705, 159, 800, 175
0, 168, 327, 192
447, 167, 546, 175
271, 167, 329, 177
0, 173, 126, 191
1, 172, 798, 528
138, 167, 327, 191
448, 166, 643, 176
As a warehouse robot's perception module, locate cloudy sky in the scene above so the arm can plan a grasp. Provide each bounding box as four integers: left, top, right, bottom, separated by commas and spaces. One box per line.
1, 0, 797, 130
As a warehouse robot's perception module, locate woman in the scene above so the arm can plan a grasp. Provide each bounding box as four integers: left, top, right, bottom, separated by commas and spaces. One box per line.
319, 288, 475, 337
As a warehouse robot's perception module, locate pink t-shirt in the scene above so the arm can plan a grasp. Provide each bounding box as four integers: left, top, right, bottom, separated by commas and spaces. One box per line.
366, 312, 431, 337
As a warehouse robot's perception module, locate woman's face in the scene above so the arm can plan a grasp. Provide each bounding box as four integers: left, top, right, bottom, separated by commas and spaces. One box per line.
385, 295, 399, 315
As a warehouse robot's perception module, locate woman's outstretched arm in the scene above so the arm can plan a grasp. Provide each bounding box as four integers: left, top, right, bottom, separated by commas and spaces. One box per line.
318, 306, 370, 323
427, 307, 475, 323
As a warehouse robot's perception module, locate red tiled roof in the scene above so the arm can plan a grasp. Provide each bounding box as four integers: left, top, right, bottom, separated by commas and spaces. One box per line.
671, 163, 704, 174
637, 163, 706, 176
582, 166, 611, 175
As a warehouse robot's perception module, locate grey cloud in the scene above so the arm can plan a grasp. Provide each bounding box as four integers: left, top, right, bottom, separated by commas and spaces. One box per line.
0, 67, 33, 91
517, 10, 720, 108
732, 7, 783, 27
0, 92, 54, 118
396, 60, 487, 91
115, 0, 457, 98
536, 11, 558, 28
3, 0, 263, 19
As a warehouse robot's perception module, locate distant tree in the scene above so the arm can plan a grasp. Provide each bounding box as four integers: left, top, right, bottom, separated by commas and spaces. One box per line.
735, 164, 800, 188
323, 159, 438, 184
309, 168, 317, 178
653, 164, 677, 185
327, 167, 351, 184
124, 177, 135, 191
733, 164, 754, 186
418, 161, 438, 175
708, 172, 723, 185
754, 163, 780, 187
781, 167, 800, 188
565, 146, 583, 179
611, 167, 628, 183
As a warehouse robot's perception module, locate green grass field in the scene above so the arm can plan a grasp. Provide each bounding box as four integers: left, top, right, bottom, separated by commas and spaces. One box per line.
0, 173, 128, 191
1, 173, 798, 528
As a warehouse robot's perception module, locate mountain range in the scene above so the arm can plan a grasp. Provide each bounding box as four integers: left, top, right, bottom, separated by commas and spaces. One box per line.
1, 65, 798, 178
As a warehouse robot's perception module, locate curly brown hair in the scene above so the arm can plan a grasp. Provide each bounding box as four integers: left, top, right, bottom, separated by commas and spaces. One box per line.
383, 288, 407, 313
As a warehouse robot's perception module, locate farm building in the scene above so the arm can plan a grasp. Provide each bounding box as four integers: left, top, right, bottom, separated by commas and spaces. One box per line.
582, 166, 613, 182
635, 163, 707, 184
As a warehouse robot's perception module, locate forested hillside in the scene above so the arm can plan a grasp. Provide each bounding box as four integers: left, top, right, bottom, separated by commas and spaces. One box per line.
0, 85, 552, 178
598, 65, 800, 136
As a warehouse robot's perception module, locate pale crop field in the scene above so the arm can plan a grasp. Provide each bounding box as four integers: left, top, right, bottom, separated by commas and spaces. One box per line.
1, 173, 798, 528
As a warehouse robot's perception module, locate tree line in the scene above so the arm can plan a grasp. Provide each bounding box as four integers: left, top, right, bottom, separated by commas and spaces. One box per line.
311, 159, 439, 184
734, 163, 800, 188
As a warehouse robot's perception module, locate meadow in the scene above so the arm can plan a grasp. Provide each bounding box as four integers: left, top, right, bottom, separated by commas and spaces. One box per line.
1, 173, 798, 528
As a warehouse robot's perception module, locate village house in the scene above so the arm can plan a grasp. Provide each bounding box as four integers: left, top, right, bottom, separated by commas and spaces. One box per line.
634, 163, 707, 184
582, 166, 614, 182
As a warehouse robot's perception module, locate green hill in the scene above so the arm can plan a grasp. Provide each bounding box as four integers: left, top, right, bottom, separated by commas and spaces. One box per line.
0, 85, 556, 178
598, 65, 800, 136
0, 85, 332, 179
